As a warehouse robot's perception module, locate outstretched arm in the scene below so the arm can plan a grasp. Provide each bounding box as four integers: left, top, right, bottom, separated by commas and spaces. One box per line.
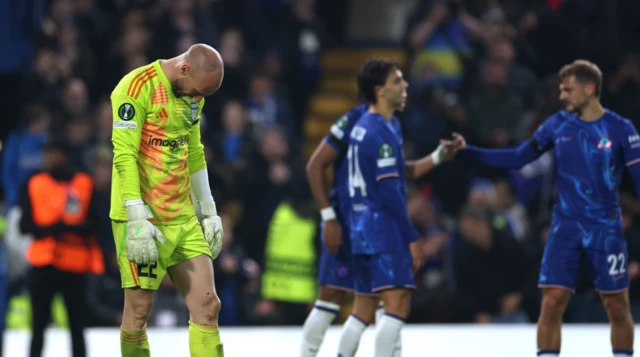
452, 115, 557, 170
405, 154, 438, 179
460, 140, 543, 169
406, 144, 457, 179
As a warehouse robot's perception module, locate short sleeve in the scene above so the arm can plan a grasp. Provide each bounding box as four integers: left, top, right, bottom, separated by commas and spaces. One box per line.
620, 119, 640, 168
532, 115, 557, 152
371, 130, 400, 182
325, 113, 351, 153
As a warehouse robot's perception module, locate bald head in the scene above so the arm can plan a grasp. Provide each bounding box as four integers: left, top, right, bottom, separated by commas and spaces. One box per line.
186, 44, 223, 74
172, 43, 224, 99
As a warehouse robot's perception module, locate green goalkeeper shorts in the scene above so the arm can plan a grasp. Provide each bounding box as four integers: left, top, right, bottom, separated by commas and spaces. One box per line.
112, 215, 212, 290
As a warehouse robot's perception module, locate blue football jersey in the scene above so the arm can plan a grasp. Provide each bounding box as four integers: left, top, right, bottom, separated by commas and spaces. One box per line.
533, 109, 640, 223
324, 104, 368, 217
348, 113, 413, 254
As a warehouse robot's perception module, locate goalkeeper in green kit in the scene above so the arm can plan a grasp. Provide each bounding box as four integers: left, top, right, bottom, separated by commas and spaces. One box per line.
110, 44, 225, 356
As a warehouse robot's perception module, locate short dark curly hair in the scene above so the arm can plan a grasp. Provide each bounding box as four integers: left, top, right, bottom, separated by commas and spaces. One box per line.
357, 58, 399, 104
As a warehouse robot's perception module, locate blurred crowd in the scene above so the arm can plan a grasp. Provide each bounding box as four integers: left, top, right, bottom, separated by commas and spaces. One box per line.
1, 0, 640, 329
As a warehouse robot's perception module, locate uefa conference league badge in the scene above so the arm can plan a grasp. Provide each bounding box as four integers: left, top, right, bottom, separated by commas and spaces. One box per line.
118, 103, 135, 121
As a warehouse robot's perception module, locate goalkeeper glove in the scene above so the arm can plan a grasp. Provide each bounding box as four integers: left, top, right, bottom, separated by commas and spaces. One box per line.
199, 198, 223, 260
125, 200, 167, 265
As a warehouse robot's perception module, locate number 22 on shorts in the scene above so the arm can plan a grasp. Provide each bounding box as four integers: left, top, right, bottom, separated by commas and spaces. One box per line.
137, 261, 158, 278
608, 253, 626, 276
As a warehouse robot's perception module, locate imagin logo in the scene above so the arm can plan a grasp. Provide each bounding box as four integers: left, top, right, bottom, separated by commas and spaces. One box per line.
148, 135, 190, 151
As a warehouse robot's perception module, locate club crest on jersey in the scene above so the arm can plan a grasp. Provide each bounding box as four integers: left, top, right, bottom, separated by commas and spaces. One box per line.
190, 102, 198, 123
597, 136, 612, 150
118, 103, 135, 121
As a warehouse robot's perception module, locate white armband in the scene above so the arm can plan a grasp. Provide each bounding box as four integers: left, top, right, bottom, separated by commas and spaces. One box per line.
430, 145, 448, 166
320, 207, 336, 221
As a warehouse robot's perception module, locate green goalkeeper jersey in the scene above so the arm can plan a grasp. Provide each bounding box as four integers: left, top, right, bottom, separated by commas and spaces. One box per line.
109, 60, 207, 225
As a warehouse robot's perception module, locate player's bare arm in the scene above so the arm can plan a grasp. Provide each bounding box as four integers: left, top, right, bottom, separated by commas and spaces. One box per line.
306, 140, 341, 254
405, 142, 458, 179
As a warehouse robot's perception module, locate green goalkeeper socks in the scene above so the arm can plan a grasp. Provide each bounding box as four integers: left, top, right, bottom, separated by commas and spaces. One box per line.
189, 321, 224, 357
120, 322, 223, 356
120, 327, 150, 357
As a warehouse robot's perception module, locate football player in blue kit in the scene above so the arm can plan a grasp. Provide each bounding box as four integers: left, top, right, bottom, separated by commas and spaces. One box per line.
301, 87, 452, 356
334, 58, 455, 357
447, 60, 640, 357
299, 104, 367, 357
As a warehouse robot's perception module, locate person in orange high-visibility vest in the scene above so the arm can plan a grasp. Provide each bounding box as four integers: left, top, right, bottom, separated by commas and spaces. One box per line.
18, 139, 104, 357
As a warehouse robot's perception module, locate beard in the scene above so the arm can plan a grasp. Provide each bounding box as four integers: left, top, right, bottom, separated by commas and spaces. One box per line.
565, 99, 587, 115
171, 78, 188, 98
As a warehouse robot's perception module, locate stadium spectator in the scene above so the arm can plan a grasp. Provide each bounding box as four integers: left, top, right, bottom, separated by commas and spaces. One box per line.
214, 100, 254, 168
466, 60, 526, 147
238, 125, 302, 265
214, 215, 261, 326
1, 106, 50, 208
245, 70, 294, 137
405, 0, 482, 94
454, 205, 530, 323
407, 186, 459, 323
